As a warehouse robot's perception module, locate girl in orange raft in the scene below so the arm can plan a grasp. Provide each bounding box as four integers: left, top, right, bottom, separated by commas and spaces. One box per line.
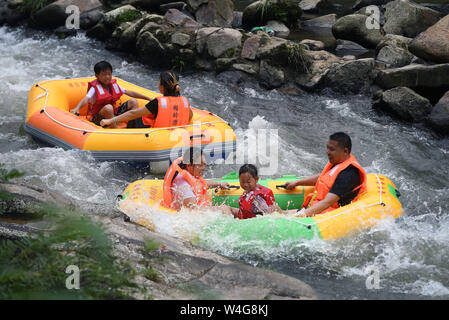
230, 164, 282, 219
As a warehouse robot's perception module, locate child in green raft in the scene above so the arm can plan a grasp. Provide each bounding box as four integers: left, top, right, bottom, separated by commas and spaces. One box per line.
229, 164, 283, 219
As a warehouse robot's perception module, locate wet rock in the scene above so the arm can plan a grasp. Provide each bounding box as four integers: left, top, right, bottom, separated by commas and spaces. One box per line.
375, 35, 414, 68
0, 181, 317, 300
197, 27, 242, 59
335, 39, 369, 57
427, 90, 449, 134
376, 63, 449, 93
186, 0, 209, 11
373, 86, 432, 122
242, 0, 302, 29
332, 14, 384, 49
54, 25, 77, 39
409, 14, 449, 64
86, 20, 112, 40
259, 60, 285, 89
171, 32, 191, 47
159, 2, 188, 14
299, 0, 333, 13
103, 5, 141, 28
318, 58, 376, 94
114, 15, 157, 51
300, 39, 325, 51
130, 0, 178, 11
164, 8, 200, 29
241, 35, 261, 60
195, 57, 214, 71
232, 63, 258, 75
0, 0, 26, 26
383, 0, 440, 38
32, 0, 102, 29
136, 31, 167, 66
301, 14, 336, 28
352, 0, 392, 11
195, 0, 234, 28
80, 9, 104, 30
266, 20, 290, 38
295, 50, 345, 90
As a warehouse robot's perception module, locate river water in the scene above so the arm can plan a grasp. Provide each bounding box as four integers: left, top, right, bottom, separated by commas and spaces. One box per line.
1, 25, 449, 299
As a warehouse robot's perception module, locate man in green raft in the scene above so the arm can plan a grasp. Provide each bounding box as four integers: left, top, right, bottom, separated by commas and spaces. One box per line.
285, 132, 367, 218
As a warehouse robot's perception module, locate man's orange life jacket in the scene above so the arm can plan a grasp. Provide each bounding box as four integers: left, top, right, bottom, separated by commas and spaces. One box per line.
162, 156, 210, 209
142, 96, 190, 128
307, 153, 367, 213
87, 78, 124, 117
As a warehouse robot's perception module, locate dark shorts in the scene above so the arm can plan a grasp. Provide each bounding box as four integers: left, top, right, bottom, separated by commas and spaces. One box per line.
91, 101, 130, 126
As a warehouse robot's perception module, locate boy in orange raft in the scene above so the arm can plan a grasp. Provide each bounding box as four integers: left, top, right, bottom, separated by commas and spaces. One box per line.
229, 164, 282, 219
70, 61, 151, 127
285, 132, 367, 218
100, 71, 193, 128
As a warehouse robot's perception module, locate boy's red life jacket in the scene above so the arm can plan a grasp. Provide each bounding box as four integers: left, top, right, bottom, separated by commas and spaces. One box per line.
162, 156, 210, 209
142, 96, 190, 128
87, 78, 124, 118
238, 185, 275, 219
305, 153, 367, 214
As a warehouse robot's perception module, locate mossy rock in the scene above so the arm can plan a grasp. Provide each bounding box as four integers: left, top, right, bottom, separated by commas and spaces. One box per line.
242, 0, 302, 29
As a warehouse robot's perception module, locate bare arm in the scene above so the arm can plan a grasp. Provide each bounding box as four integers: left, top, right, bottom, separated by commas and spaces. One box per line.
285, 174, 320, 190
304, 192, 339, 217
70, 96, 89, 114
124, 90, 151, 101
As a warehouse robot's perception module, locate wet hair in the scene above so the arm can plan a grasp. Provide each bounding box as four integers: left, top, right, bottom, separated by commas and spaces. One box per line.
94, 61, 113, 75
179, 147, 204, 169
160, 71, 181, 96
239, 164, 258, 179
329, 132, 352, 153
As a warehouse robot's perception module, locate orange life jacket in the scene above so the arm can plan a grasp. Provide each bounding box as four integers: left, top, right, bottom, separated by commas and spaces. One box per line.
87, 78, 124, 118
162, 156, 210, 209
142, 96, 190, 128
307, 153, 367, 213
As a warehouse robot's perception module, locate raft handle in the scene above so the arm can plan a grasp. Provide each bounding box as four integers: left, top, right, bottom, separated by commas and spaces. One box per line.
276, 184, 287, 189
190, 134, 205, 140
214, 185, 240, 193
395, 189, 401, 198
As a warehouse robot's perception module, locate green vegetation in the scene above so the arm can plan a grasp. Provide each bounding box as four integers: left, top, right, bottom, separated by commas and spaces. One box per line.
0, 164, 24, 214
256, 0, 302, 28
112, 9, 142, 27
139, 239, 163, 283
0, 206, 141, 299
286, 42, 309, 72
171, 55, 186, 73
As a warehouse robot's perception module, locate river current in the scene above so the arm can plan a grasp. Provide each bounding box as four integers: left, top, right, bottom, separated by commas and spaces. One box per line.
1, 26, 449, 299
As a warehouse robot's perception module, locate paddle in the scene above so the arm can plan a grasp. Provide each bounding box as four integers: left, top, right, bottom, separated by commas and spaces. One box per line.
214, 185, 240, 193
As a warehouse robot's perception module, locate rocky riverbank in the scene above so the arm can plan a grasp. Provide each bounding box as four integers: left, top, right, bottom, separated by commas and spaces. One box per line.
1, 0, 449, 134
0, 181, 316, 299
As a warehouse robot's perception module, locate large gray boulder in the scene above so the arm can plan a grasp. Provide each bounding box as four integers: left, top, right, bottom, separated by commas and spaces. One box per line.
301, 14, 336, 28
129, 0, 178, 10
242, 0, 302, 29
196, 27, 242, 58
295, 50, 345, 90
332, 14, 385, 49
376, 35, 415, 68
259, 60, 285, 89
0, 0, 26, 26
32, 0, 102, 29
298, 0, 333, 13
373, 86, 433, 122
318, 58, 376, 94
383, 0, 440, 38
194, 0, 234, 27
164, 8, 200, 29
376, 63, 449, 93
409, 14, 449, 63
427, 90, 449, 134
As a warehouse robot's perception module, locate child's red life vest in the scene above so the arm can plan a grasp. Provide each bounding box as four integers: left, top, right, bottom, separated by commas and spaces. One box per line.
87, 78, 124, 117
162, 156, 210, 209
238, 185, 275, 219
142, 96, 190, 128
